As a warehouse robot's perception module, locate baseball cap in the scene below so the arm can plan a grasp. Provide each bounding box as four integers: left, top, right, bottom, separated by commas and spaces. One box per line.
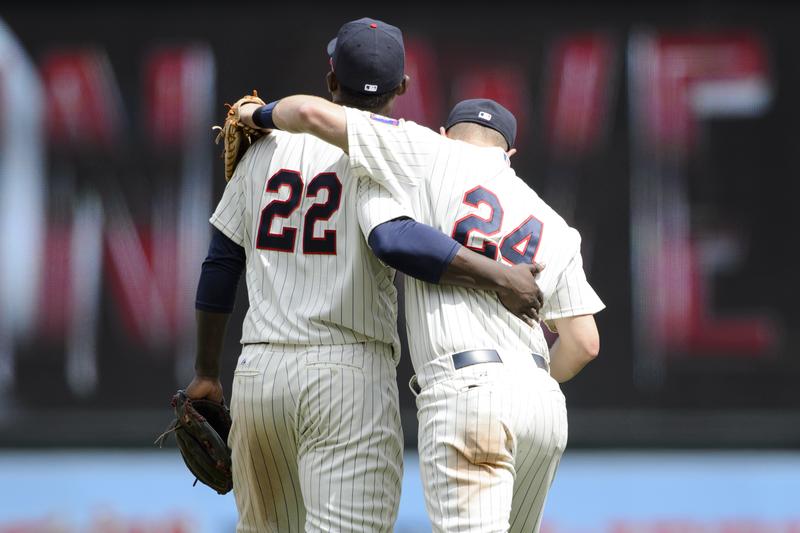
327, 17, 405, 96
445, 99, 518, 150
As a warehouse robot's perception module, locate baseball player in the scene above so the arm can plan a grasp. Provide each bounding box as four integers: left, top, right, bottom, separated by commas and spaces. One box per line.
237, 95, 605, 532
185, 18, 544, 533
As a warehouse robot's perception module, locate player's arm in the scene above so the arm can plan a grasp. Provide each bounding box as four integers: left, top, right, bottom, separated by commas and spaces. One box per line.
357, 178, 542, 324
244, 93, 442, 188
547, 315, 600, 383
367, 217, 542, 324
239, 95, 348, 152
184, 228, 246, 402
540, 237, 605, 382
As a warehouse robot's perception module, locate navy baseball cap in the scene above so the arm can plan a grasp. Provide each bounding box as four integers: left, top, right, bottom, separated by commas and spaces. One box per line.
327, 17, 405, 96
445, 99, 518, 150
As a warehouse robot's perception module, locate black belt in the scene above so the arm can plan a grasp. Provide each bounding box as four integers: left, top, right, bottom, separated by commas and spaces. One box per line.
451, 349, 548, 372
409, 350, 549, 396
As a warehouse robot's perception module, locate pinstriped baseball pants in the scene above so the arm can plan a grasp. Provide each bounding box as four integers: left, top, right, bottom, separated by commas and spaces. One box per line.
229, 342, 403, 533
413, 351, 568, 533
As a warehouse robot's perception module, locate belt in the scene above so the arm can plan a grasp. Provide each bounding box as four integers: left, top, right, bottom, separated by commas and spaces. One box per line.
451, 349, 548, 372
409, 350, 549, 397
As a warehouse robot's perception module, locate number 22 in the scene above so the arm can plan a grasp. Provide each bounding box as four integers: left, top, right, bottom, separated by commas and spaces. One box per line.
256, 169, 342, 255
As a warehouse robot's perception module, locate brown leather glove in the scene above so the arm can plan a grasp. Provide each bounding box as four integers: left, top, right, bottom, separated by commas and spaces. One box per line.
212, 90, 266, 181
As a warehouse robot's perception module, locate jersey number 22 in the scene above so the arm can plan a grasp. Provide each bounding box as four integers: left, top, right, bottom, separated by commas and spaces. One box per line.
256, 170, 342, 255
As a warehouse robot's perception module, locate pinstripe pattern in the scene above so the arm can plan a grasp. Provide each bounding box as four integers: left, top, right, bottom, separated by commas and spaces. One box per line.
344, 107, 600, 532
229, 342, 403, 533
414, 352, 567, 533
210, 130, 410, 531
209, 131, 408, 355
345, 107, 604, 370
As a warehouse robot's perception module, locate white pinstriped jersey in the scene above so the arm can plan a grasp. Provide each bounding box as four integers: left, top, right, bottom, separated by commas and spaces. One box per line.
210, 130, 408, 358
345, 107, 605, 370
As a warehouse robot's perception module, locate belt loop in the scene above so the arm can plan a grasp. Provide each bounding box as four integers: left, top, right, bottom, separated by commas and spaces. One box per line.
408, 375, 421, 397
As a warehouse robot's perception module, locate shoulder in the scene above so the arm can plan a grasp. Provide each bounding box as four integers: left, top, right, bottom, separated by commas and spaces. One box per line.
400, 118, 442, 144
240, 130, 280, 160
498, 168, 544, 205
231, 132, 279, 178
257, 129, 346, 159
345, 106, 441, 142
232, 131, 346, 184
500, 170, 572, 228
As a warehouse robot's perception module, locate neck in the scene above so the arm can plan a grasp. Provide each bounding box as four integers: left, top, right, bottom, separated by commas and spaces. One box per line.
372, 101, 394, 116
454, 136, 503, 149
330, 93, 395, 117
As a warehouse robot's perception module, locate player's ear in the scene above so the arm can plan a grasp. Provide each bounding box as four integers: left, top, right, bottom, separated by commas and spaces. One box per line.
439, 126, 448, 137
326, 71, 338, 95
395, 75, 410, 96
506, 148, 517, 158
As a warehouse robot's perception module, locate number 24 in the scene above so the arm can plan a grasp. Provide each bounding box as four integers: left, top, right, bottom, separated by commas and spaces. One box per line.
451, 185, 543, 265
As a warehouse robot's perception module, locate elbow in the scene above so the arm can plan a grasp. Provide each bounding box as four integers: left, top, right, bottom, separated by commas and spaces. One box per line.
368, 225, 398, 264
580, 334, 600, 363
296, 101, 325, 133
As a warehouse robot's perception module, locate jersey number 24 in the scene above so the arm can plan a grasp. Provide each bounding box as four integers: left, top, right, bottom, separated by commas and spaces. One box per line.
452, 186, 543, 265
256, 170, 342, 255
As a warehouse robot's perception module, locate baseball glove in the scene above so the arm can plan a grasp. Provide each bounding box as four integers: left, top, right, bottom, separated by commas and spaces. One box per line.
212, 90, 266, 181
155, 390, 233, 495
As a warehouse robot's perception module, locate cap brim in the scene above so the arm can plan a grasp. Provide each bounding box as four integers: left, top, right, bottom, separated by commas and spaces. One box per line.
326, 38, 337, 57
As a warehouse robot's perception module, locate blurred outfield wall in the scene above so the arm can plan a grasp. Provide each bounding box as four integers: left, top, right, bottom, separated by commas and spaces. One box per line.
0, 2, 799, 449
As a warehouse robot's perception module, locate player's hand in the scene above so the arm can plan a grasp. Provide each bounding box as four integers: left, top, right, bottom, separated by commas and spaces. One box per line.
236, 100, 263, 131
185, 375, 225, 404
497, 263, 544, 326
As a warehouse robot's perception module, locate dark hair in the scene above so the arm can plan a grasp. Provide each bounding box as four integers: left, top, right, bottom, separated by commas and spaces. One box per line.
337, 83, 398, 112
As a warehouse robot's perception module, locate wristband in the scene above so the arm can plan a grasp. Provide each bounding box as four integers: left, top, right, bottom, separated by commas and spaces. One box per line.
252, 100, 279, 130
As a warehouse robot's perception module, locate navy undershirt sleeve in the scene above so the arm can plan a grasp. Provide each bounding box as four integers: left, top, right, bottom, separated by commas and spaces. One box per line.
368, 217, 461, 284
195, 228, 246, 313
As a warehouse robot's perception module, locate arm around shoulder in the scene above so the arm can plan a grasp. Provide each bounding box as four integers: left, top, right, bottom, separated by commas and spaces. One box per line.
273, 96, 349, 152
365, 218, 544, 325
238, 95, 349, 152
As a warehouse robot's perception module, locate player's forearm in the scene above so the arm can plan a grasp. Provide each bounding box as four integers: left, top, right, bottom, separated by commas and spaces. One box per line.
442, 247, 544, 325
440, 247, 515, 292
193, 228, 245, 378
194, 310, 230, 378
368, 216, 532, 293
548, 317, 600, 382
250, 95, 349, 152
548, 338, 585, 383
